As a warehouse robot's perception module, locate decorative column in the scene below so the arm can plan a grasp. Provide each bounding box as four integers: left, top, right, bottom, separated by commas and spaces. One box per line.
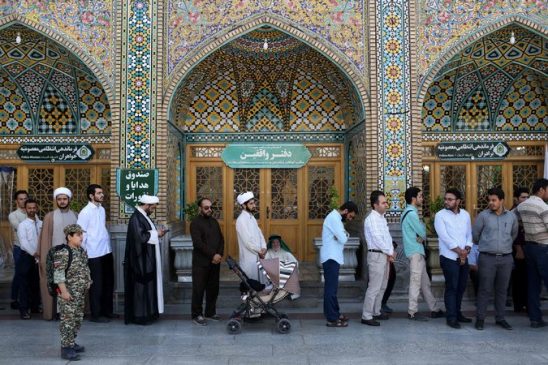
376, 0, 412, 215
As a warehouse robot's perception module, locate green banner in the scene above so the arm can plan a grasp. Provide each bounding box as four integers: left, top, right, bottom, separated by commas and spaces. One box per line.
116, 169, 159, 213
17, 144, 94, 162
221, 144, 311, 168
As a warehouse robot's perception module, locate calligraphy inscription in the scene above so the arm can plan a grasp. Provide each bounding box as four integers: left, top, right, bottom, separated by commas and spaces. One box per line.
116, 169, 158, 212
221, 144, 312, 168
17, 144, 94, 162
436, 142, 510, 161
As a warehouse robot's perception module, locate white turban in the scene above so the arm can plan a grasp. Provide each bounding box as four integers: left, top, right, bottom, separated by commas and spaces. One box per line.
53, 187, 72, 199
237, 191, 254, 205
139, 194, 159, 204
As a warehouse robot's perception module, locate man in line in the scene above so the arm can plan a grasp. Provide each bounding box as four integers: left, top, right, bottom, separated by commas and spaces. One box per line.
190, 198, 224, 326
8, 190, 28, 310
77, 184, 116, 323
38, 187, 78, 320
511, 187, 529, 313
235, 192, 267, 282
124, 195, 166, 325
16, 198, 42, 319
401, 187, 444, 321
434, 188, 473, 329
473, 188, 518, 331
362, 191, 394, 327
517, 178, 548, 328
321, 201, 358, 327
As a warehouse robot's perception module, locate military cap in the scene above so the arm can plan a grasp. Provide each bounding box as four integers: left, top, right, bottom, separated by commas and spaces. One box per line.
63, 224, 85, 235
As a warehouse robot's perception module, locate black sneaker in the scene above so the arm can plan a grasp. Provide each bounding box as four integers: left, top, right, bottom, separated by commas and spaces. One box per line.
192, 315, 207, 326
431, 310, 445, 318
531, 320, 547, 329
496, 320, 512, 330
447, 320, 461, 329
72, 343, 85, 353
457, 315, 472, 323
61, 347, 80, 361
408, 314, 428, 321
475, 319, 484, 330
381, 304, 393, 314
361, 319, 380, 326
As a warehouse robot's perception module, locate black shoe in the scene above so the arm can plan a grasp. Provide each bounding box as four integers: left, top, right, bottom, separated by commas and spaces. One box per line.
61, 347, 80, 361
205, 314, 221, 321
475, 319, 484, 330
431, 310, 445, 318
447, 320, 461, 329
89, 316, 110, 323
408, 314, 428, 321
530, 320, 547, 329
381, 304, 393, 314
496, 320, 512, 330
373, 313, 389, 320
10, 301, 19, 310
72, 343, 85, 353
361, 319, 380, 326
103, 313, 120, 319
457, 315, 472, 323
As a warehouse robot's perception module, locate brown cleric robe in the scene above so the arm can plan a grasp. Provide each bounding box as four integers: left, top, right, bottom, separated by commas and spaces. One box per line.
38, 209, 78, 320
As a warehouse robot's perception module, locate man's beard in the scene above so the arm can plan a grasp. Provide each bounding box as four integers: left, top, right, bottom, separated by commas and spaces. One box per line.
341, 213, 347, 222
245, 204, 255, 213
57, 203, 69, 210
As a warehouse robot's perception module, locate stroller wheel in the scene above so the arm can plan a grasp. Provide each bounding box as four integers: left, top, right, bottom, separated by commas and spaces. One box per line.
227, 319, 242, 335
276, 318, 291, 334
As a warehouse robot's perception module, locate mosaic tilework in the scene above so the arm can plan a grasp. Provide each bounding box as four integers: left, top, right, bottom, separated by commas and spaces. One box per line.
167, 0, 366, 76
377, 0, 411, 213
417, 0, 547, 83
347, 123, 367, 217
0, 24, 111, 136
0, 68, 32, 134
422, 25, 547, 134
167, 131, 182, 222
121, 0, 156, 169
1, 0, 115, 82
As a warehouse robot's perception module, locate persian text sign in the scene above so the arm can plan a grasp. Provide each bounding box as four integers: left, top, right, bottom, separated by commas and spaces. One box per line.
436, 142, 511, 161
116, 169, 159, 213
17, 144, 94, 162
221, 144, 312, 168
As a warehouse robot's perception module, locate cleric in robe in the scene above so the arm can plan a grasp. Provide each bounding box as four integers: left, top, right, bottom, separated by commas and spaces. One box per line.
123, 195, 167, 325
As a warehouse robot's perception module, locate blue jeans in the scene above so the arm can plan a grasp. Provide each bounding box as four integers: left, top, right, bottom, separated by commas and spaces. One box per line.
11, 245, 22, 301
523, 244, 548, 322
322, 259, 341, 322
440, 255, 469, 321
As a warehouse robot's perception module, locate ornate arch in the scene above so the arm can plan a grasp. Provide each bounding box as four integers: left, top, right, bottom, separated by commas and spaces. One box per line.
163, 13, 369, 117
0, 14, 114, 104
417, 14, 547, 106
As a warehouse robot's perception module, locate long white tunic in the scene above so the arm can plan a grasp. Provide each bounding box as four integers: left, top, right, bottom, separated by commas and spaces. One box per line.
236, 210, 267, 281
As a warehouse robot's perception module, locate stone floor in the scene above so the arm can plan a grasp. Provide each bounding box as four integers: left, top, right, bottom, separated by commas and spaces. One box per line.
1, 302, 547, 365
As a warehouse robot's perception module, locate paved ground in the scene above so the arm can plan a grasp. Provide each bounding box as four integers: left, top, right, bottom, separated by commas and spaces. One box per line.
1, 303, 547, 365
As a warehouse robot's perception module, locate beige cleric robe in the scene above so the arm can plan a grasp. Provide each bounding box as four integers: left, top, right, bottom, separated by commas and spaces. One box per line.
38, 209, 78, 320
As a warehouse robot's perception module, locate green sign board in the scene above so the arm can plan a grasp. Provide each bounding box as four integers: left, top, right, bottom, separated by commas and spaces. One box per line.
221, 144, 311, 168
436, 141, 511, 161
17, 144, 94, 162
116, 169, 159, 213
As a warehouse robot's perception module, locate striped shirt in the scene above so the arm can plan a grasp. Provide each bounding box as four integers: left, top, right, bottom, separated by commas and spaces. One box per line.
517, 195, 548, 245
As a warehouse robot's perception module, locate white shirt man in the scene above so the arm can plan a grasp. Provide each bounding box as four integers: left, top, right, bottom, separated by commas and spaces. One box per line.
362, 191, 394, 326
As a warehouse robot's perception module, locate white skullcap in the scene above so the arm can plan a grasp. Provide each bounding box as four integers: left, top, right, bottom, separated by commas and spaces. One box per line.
53, 187, 72, 199
237, 191, 254, 205
138, 194, 159, 204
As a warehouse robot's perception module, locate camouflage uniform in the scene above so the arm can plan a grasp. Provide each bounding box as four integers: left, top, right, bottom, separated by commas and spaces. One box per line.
54, 245, 91, 348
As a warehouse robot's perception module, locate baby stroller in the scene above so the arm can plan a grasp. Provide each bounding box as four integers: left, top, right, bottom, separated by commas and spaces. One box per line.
225, 256, 298, 334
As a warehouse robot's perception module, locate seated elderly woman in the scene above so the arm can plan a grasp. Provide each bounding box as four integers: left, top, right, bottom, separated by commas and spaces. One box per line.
265, 235, 298, 264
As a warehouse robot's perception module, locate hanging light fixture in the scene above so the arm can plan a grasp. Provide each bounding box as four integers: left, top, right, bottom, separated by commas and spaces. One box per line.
509, 31, 516, 45
263, 38, 268, 50
15, 32, 21, 44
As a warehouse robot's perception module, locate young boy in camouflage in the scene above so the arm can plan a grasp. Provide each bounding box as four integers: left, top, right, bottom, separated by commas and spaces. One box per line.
54, 224, 91, 361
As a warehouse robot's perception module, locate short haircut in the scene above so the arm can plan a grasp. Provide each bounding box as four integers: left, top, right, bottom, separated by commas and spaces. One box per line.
487, 187, 505, 200
340, 201, 359, 214
13, 190, 28, 200
532, 178, 548, 195
445, 188, 462, 201
86, 184, 102, 201
513, 187, 529, 198
24, 198, 37, 207
405, 187, 421, 204
197, 197, 211, 207
370, 190, 385, 208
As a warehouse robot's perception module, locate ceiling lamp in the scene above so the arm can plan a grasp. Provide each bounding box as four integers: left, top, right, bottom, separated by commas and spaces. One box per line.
15, 32, 21, 44
263, 38, 268, 50
509, 31, 516, 45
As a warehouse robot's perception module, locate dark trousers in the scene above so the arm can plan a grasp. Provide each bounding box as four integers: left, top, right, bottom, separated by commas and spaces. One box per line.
469, 269, 479, 298
88, 253, 114, 318
512, 258, 528, 312
11, 245, 22, 301
382, 261, 396, 306
322, 259, 341, 322
17, 251, 40, 314
440, 255, 469, 321
476, 253, 513, 321
191, 264, 220, 318
523, 244, 548, 322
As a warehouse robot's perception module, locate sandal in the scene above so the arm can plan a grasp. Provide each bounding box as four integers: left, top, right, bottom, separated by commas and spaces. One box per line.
339, 314, 349, 322
326, 319, 348, 327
